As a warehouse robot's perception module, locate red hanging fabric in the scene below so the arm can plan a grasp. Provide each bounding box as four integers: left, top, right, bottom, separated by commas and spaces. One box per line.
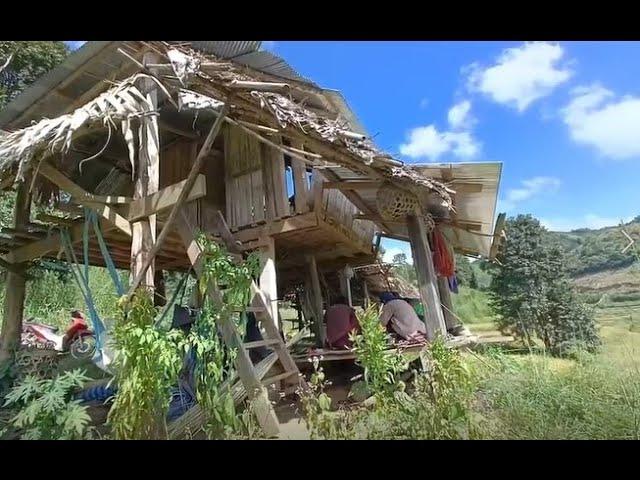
431, 226, 455, 277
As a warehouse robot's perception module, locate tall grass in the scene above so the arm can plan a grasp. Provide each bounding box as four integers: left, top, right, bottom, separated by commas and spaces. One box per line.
0, 266, 123, 331
471, 348, 640, 439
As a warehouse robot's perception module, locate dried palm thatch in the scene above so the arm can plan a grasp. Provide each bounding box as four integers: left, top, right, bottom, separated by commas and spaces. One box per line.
0, 42, 453, 209
0, 73, 171, 185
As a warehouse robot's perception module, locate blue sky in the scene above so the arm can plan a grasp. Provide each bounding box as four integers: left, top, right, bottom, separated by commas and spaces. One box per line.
65, 41, 640, 263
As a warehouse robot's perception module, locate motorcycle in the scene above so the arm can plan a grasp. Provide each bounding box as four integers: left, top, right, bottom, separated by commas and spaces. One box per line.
21, 310, 97, 360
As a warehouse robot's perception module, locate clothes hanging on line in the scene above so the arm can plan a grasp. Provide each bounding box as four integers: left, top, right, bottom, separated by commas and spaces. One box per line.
432, 226, 455, 278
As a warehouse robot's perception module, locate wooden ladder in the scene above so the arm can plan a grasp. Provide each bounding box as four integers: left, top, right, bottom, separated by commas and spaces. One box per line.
175, 210, 307, 438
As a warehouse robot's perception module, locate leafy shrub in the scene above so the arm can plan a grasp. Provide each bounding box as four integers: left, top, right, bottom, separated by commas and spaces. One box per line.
107, 289, 184, 440
1, 369, 92, 440
350, 305, 407, 397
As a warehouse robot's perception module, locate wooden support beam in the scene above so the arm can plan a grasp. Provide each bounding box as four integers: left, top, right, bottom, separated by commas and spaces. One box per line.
125, 175, 206, 223
258, 236, 279, 332
130, 53, 161, 293
306, 255, 326, 347
0, 177, 31, 364
37, 162, 132, 237
126, 102, 229, 298
319, 169, 392, 234
407, 214, 446, 340
437, 276, 459, 331
323, 180, 384, 191
158, 120, 201, 140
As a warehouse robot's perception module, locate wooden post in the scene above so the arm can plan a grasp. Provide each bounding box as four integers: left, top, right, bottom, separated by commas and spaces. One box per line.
131, 52, 160, 292
407, 214, 447, 340
363, 277, 370, 309
437, 276, 459, 331
154, 269, 166, 307
0, 178, 31, 364
306, 255, 326, 347
258, 237, 279, 333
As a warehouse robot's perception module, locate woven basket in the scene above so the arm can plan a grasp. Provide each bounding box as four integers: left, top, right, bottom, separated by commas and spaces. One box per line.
376, 184, 420, 220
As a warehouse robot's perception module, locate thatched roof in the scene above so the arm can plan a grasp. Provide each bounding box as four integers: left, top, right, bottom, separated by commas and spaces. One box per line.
0, 42, 452, 209
356, 263, 420, 298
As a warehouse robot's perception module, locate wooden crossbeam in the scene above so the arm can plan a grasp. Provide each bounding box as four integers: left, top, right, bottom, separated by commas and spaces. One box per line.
37, 162, 132, 237
323, 180, 384, 191
124, 175, 207, 223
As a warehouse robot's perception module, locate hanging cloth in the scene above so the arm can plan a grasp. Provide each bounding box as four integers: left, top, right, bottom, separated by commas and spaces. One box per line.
431, 226, 455, 278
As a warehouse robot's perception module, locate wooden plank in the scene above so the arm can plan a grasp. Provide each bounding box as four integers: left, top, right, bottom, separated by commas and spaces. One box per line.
437, 276, 459, 331
263, 136, 288, 217
125, 175, 206, 222
258, 237, 279, 332
290, 141, 309, 214
323, 180, 384, 191
37, 162, 132, 237
261, 144, 276, 221
251, 168, 265, 223
306, 255, 326, 347
126, 103, 229, 297
407, 214, 447, 340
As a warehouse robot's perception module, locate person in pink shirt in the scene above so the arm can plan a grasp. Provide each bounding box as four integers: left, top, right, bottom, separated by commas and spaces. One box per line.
324, 296, 360, 349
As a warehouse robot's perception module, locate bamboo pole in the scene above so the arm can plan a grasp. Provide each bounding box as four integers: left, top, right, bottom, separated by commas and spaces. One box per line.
126, 103, 229, 298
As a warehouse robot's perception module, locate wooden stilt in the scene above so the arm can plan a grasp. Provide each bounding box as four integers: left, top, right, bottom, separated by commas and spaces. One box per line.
437, 276, 459, 331
0, 178, 31, 364
407, 214, 447, 340
306, 255, 326, 347
131, 52, 160, 292
258, 236, 279, 333
363, 277, 370, 309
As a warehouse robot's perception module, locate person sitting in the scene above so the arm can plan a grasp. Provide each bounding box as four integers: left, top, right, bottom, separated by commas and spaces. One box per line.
378, 292, 426, 340
324, 295, 359, 349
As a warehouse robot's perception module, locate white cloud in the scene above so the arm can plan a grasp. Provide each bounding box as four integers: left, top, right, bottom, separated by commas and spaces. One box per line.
399, 125, 480, 161
561, 84, 640, 160
261, 41, 277, 51
467, 42, 572, 112
447, 100, 474, 129
541, 214, 631, 232
500, 176, 561, 211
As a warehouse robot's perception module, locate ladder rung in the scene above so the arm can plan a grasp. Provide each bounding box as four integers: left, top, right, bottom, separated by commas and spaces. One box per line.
262, 371, 298, 386
244, 339, 280, 349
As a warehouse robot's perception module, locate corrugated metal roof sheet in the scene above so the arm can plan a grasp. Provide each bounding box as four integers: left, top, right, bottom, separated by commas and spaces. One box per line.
187, 41, 262, 59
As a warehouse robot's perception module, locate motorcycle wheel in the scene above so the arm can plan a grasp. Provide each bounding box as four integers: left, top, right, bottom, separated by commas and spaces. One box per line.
70, 336, 96, 360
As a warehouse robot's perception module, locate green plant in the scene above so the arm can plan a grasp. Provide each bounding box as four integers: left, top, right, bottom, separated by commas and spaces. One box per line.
189, 234, 262, 439
108, 289, 184, 440
1, 369, 92, 440
350, 305, 408, 397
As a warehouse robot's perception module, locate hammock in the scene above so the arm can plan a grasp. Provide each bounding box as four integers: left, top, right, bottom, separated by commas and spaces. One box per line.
61, 208, 124, 366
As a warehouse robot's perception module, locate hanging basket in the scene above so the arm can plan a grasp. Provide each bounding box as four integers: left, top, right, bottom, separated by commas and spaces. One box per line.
376, 184, 420, 220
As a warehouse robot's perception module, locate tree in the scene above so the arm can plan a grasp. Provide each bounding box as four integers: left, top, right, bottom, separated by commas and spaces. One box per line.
489, 214, 599, 356
0, 42, 68, 109
455, 254, 477, 289
391, 252, 417, 286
